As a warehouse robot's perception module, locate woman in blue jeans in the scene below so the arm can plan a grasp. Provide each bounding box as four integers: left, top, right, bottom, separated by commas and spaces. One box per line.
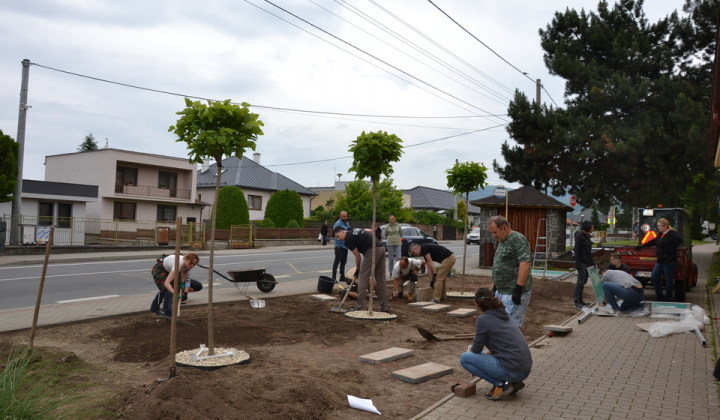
459, 288, 532, 400
641, 218, 682, 301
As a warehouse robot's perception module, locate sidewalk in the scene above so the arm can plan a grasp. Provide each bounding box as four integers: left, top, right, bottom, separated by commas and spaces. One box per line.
416, 243, 720, 420
2, 243, 718, 419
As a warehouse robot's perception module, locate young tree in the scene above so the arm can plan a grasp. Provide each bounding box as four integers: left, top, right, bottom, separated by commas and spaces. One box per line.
333, 178, 405, 221
216, 186, 250, 229
265, 189, 304, 228
446, 161, 488, 292
493, 0, 718, 209
348, 131, 403, 315
77, 133, 98, 152
170, 98, 264, 356
0, 129, 18, 203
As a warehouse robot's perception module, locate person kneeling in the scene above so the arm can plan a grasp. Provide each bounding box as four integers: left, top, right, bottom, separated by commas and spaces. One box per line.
600, 269, 644, 313
459, 288, 532, 401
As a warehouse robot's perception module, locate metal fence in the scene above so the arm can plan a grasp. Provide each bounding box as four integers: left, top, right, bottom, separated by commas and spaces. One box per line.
2, 215, 204, 247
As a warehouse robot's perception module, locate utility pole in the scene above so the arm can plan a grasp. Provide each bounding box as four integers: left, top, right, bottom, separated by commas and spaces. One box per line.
536, 79, 541, 105
10, 59, 30, 245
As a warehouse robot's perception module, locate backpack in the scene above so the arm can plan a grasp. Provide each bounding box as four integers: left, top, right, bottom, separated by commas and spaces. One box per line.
151, 254, 170, 291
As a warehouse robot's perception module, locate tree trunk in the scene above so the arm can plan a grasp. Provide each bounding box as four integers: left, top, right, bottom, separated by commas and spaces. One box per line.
461, 193, 469, 292
369, 180, 377, 315
207, 161, 221, 355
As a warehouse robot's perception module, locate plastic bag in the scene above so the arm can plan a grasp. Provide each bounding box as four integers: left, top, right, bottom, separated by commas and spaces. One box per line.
647, 317, 703, 338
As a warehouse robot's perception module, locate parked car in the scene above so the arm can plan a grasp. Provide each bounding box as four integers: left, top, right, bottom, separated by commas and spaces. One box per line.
379, 224, 436, 255
466, 227, 480, 244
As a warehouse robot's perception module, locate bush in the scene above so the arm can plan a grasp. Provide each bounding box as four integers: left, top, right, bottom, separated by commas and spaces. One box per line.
265, 189, 303, 228
215, 186, 249, 229
256, 219, 275, 228
286, 219, 300, 228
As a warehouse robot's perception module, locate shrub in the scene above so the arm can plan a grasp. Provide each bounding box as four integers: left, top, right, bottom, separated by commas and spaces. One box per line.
215, 186, 249, 229
286, 219, 300, 228
265, 189, 303, 228
257, 219, 275, 228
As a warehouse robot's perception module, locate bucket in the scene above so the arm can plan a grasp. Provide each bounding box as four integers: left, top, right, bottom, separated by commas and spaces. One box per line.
317, 276, 337, 294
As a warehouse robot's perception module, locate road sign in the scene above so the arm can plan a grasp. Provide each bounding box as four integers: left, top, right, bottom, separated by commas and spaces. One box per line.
570, 195, 577, 207
493, 186, 506, 199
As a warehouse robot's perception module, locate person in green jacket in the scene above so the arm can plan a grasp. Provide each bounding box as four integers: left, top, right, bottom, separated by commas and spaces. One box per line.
384, 215, 403, 280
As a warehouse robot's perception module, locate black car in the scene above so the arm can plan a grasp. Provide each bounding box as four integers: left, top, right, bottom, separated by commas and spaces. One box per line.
382, 226, 437, 256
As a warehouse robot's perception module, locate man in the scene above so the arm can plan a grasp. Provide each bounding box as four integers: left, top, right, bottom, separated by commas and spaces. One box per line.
333, 225, 389, 312
605, 253, 631, 274
573, 221, 595, 308
408, 242, 456, 303
488, 215, 532, 328
332, 211, 351, 281
320, 220, 329, 246
391, 256, 426, 300
600, 269, 644, 313
150, 252, 202, 319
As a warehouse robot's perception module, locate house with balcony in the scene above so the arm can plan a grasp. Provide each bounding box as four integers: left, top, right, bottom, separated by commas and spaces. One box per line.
44, 148, 204, 223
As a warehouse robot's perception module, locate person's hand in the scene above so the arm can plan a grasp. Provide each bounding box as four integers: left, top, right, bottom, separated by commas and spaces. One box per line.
512, 284, 523, 305
467, 344, 472, 352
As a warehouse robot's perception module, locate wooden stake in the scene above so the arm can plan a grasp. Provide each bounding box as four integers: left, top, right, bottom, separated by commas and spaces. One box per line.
168, 217, 182, 379
29, 227, 54, 348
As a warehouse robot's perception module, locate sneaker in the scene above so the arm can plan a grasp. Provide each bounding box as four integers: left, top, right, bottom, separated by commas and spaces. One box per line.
381, 307, 391, 313
407, 293, 416, 301
574, 301, 588, 309
509, 381, 525, 395
430, 298, 440, 304
485, 382, 514, 400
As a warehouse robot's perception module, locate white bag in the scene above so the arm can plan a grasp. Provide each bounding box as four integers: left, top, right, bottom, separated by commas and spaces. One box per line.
318, 233, 322, 241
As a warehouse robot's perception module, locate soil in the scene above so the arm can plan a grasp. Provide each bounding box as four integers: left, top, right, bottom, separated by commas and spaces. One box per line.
0, 275, 591, 419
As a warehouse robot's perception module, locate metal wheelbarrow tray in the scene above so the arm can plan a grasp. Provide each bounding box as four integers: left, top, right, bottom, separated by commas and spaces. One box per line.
226, 268, 277, 293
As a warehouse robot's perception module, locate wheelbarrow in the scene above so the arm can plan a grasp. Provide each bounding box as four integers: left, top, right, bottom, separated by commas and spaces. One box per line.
197, 264, 277, 293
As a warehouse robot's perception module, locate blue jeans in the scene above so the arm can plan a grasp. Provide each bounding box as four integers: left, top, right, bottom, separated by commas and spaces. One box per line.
151, 289, 173, 318
650, 261, 676, 301
602, 282, 644, 311
460, 352, 530, 386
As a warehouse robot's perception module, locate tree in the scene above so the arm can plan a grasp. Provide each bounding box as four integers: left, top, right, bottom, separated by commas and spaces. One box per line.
348, 130, 403, 315
446, 161, 488, 292
170, 98, 264, 358
333, 178, 405, 221
493, 0, 719, 210
0, 129, 18, 203
265, 189, 304, 228
215, 186, 249, 229
77, 133, 98, 152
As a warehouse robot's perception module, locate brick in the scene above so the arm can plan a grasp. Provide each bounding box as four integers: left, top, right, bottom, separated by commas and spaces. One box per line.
452, 382, 476, 397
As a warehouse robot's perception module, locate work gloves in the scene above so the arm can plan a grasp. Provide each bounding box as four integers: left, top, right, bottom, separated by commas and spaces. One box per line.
512, 284, 523, 305
430, 273, 437, 289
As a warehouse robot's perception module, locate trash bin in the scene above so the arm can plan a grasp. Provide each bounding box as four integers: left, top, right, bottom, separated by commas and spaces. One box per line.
158, 227, 169, 245
480, 242, 495, 267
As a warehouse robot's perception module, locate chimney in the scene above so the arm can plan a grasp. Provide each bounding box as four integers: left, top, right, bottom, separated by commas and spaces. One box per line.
200, 162, 209, 173
253, 152, 261, 164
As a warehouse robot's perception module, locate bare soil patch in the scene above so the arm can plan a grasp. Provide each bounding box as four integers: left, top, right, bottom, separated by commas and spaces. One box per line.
0, 275, 590, 419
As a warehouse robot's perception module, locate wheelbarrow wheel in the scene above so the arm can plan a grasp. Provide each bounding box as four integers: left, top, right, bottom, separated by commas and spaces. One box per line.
257, 273, 276, 293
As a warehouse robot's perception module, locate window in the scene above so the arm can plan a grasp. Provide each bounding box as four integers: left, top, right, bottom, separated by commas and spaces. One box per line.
39, 202, 53, 226
116, 166, 138, 192
248, 195, 262, 210
58, 203, 72, 228
158, 171, 178, 197
113, 202, 136, 220
157, 205, 177, 222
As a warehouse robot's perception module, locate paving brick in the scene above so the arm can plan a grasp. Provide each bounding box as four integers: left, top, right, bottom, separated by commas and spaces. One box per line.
421, 303, 452, 312
357, 347, 413, 365
391, 362, 453, 384
448, 308, 477, 318
310, 294, 337, 301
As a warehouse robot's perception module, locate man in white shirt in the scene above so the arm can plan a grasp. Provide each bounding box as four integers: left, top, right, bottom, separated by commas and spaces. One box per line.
391, 256, 425, 300
600, 269, 644, 312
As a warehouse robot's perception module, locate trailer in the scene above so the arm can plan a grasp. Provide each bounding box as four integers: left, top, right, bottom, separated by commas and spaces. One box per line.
613, 208, 697, 301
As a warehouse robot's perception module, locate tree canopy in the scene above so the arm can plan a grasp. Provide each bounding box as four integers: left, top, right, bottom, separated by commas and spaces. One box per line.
334, 179, 408, 222
0, 129, 18, 203
493, 0, 719, 210
77, 133, 98, 152
265, 189, 304, 228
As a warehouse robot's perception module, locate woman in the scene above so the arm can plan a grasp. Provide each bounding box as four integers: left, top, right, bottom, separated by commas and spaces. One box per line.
641, 218, 683, 301
384, 215, 402, 290
459, 288, 532, 400
150, 252, 202, 319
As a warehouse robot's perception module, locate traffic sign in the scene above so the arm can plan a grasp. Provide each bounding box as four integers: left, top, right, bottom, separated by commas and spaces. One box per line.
570, 195, 577, 207
493, 186, 506, 199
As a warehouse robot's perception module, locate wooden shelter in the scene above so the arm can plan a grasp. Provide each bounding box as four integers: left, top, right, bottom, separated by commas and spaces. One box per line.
470, 186, 572, 258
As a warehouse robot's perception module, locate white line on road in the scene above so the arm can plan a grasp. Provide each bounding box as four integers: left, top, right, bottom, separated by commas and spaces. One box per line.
57, 295, 120, 304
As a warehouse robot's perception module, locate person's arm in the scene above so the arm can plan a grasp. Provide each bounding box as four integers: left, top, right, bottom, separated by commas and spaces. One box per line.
352, 248, 361, 276
516, 261, 530, 287
424, 253, 435, 276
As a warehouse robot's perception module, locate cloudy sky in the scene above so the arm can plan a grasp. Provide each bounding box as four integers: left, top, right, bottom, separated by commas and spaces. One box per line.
0, 0, 685, 193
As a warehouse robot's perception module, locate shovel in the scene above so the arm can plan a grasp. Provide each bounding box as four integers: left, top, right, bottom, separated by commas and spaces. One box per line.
245, 294, 266, 309
331, 275, 358, 313
417, 327, 474, 342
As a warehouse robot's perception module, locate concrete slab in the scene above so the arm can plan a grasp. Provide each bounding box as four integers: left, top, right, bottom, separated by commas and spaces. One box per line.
408, 301, 434, 308
447, 308, 476, 318
391, 362, 453, 384
310, 294, 337, 301
358, 347, 414, 365
417, 287, 433, 302
421, 303, 452, 312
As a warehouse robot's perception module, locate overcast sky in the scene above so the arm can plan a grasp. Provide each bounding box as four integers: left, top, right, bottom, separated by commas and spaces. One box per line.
0, 0, 686, 193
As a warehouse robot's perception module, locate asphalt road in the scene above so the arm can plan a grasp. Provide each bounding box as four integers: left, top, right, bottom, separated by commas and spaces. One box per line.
0, 242, 474, 311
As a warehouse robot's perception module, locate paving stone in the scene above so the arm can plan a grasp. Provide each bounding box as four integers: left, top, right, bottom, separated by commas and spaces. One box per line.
416, 287, 433, 302
421, 303, 452, 312
447, 308, 476, 318
408, 301, 434, 308
310, 294, 337, 301
358, 347, 414, 365
391, 362, 453, 384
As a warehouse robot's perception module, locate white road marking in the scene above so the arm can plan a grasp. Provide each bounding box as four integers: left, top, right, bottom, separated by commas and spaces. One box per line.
57, 295, 120, 304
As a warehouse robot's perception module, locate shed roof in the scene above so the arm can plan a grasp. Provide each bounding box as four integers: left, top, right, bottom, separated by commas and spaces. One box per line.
470, 186, 572, 211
